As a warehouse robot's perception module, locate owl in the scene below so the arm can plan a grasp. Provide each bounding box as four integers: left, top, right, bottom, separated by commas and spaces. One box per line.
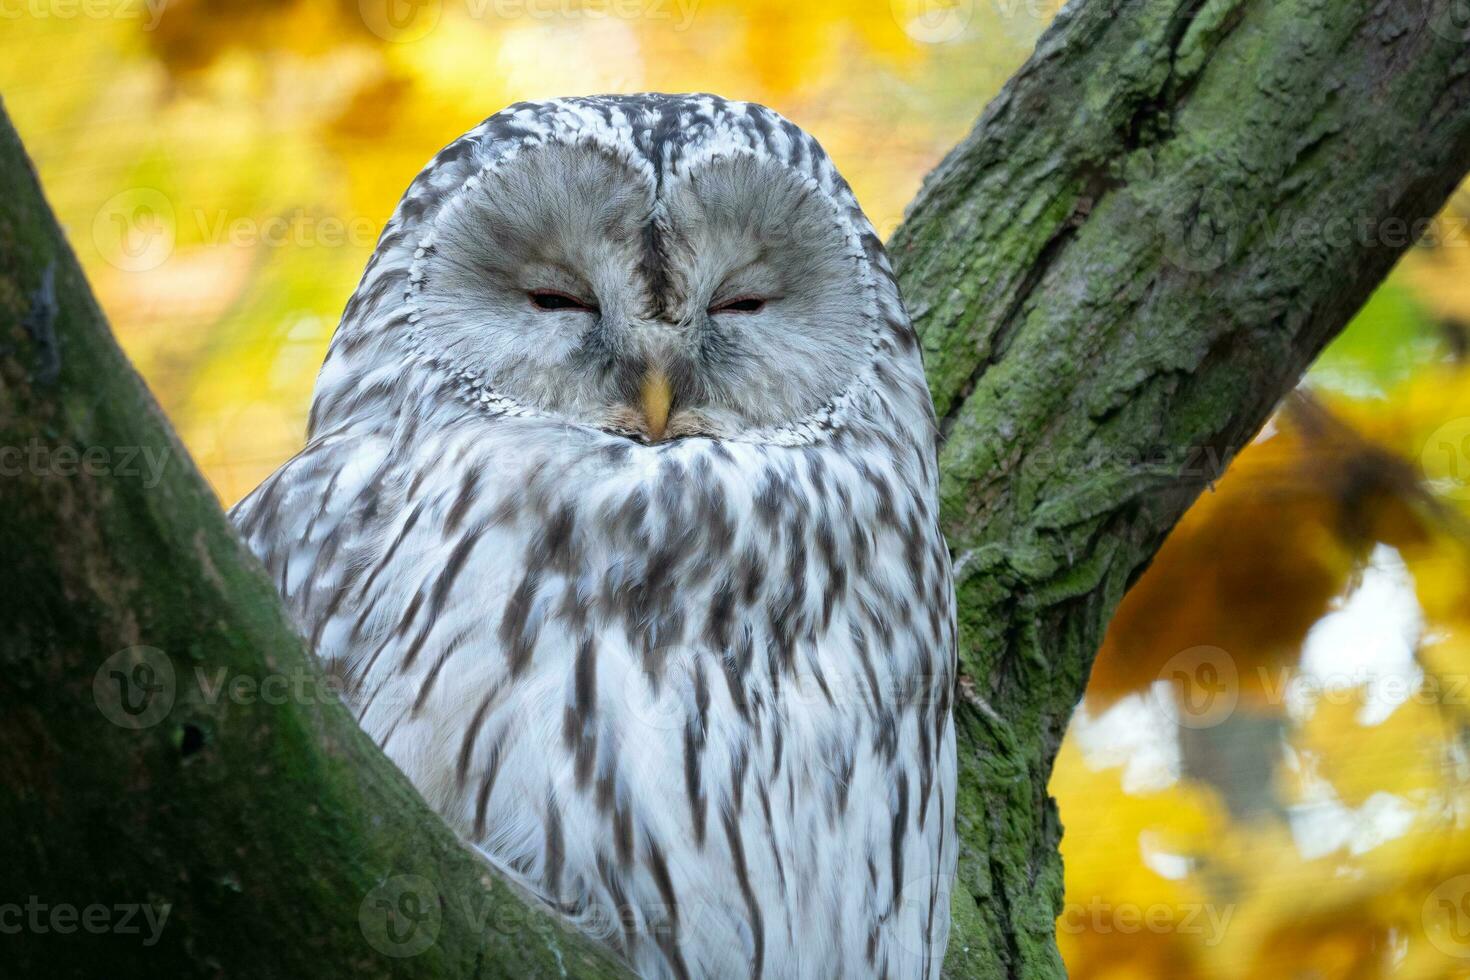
232, 94, 957, 979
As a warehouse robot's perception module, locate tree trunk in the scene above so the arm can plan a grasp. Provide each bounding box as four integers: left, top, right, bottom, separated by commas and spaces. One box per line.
2, 2, 1468, 979
0, 98, 632, 979
891, 0, 1470, 975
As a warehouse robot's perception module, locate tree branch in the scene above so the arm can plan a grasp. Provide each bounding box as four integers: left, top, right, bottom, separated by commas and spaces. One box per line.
2, 0, 1469, 977
0, 97, 630, 979
889, 0, 1470, 975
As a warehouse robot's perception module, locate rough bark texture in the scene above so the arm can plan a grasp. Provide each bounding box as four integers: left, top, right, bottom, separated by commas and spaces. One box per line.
1, 1, 1468, 978
889, 0, 1470, 975
0, 102, 631, 979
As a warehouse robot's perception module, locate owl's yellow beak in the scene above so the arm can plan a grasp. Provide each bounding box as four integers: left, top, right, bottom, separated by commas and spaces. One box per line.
639, 368, 673, 442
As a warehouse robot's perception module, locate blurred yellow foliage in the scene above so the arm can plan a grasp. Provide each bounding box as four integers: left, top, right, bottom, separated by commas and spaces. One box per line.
1064, 345, 1470, 976
5, 2, 1470, 976
2, 0, 1036, 500
1087, 408, 1398, 713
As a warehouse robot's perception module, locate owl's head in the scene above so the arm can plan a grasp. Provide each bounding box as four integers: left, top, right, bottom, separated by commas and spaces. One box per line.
314, 95, 925, 447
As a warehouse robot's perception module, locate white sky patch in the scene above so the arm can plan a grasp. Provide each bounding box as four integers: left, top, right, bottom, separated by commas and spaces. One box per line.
1348, 793, 1419, 855
1069, 694, 1182, 793
1296, 544, 1425, 726
1064, 543, 1429, 862
1139, 830, 1191, 880
494, 18, 644, 96
1304, 368, 1389, 401
1289, 792, 1418, 861
269, 314, 328, 389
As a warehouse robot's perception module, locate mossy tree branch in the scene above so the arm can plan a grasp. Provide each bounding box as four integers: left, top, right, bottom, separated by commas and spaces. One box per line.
2, 0, 1469, 977
890, 0, 1470, 975
0, 100, 632, 979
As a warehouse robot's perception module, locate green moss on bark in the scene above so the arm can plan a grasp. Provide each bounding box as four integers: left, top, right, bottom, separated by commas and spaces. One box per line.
0, 97, 630, 980
891, 1, 1470, 976
4, 1, 1470, 976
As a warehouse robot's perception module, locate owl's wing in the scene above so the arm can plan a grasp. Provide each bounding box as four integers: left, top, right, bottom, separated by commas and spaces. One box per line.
229, 429, 397, 659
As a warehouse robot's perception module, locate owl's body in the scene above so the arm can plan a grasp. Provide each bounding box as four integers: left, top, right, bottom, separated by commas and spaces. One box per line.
233, 94, 956, 979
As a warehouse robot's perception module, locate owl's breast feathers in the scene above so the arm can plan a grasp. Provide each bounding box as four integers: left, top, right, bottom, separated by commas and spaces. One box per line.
233, 413, 956, 980
235, 92, 956, 980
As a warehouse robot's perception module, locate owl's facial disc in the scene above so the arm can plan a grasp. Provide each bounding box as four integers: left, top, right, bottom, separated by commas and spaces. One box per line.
413, 141, 871, 442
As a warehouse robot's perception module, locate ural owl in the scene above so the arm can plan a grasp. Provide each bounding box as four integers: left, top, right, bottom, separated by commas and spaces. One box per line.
233, 93, 957, 979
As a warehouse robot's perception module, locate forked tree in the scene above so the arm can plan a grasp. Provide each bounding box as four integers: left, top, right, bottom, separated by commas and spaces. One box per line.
3, 0, 1469, 976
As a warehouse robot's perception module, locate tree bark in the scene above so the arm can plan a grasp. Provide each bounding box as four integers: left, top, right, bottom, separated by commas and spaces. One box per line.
1, 2, 1468, 979
890, 0, 1470, 975
0, 102, 631, 979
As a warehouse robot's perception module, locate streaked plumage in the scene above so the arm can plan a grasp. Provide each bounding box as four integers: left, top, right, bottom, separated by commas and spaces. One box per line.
233, 93, 956, 979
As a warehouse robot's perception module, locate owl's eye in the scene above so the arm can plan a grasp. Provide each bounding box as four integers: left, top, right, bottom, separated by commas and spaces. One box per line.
529, 290, 598, 313
709, 296, 767, 315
